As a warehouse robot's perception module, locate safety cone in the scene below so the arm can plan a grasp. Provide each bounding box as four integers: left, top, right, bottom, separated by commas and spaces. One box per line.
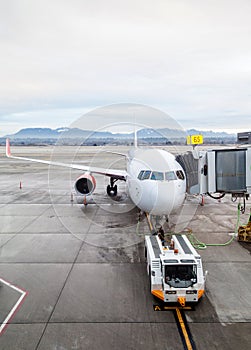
200, 195, 204, 206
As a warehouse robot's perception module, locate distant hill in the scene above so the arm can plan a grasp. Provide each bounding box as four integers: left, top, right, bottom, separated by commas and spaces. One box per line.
187, 129, 235, 139
1, 127, 236, 145
6, 127, 62, 139
4, 127, 186, 139
5, 127, 131, 139
5, 127, 86, 139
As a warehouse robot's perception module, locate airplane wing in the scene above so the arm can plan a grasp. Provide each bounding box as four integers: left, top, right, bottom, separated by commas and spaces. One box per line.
6, 139, 127, 180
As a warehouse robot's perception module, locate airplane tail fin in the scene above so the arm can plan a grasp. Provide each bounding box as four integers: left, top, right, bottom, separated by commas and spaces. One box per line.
6, 139, 11, 157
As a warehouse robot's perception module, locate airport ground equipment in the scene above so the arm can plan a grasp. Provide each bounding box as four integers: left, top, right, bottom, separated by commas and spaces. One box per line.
145, 234, 206, 306
238, 213, 251, 243
237, 131, 251, 144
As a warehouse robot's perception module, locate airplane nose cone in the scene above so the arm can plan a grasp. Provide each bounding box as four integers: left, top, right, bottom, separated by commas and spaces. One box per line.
149, 182, 185, 215
149, 183, 174, 215
133, 179, 185, 216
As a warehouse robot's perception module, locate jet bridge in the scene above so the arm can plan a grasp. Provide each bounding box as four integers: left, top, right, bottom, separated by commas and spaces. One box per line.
177, 147, 251, 199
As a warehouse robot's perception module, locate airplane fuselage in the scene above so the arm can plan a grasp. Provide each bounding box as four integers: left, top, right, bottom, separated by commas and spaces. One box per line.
126, 148, 186, 215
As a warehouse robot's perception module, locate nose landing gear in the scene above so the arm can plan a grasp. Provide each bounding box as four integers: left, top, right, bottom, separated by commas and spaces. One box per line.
107, 177, 118, 197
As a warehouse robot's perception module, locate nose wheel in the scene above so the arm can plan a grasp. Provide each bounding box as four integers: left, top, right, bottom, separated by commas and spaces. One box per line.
107, 177, 118, 197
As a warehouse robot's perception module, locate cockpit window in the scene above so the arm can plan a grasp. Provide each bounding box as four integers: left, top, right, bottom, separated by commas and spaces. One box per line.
151, 171, 164, 181
138, 170, 144, 180
176, 170, 185, 180
138, 170, 181, 181
138, 170, 151, 180
142, 170, 151, 180
165, 171, 177, 181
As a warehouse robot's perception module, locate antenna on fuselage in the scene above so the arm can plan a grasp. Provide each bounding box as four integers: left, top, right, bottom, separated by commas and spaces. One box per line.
133, 112, 138, 148
134, 128, 138, 148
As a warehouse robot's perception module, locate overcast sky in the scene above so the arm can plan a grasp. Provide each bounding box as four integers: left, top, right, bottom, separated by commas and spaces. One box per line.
0, 0, 251, 136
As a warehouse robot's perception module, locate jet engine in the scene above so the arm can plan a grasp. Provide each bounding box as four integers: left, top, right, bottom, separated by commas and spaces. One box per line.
74, 173, 96, 196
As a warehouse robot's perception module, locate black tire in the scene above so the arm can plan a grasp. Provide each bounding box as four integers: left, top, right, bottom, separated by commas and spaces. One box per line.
113, 185, 118, 196
107, 185, 111, 196
149, 266, 152, 292
107, 184, 117, 197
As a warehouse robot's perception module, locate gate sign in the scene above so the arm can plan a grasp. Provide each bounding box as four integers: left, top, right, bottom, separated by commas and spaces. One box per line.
187, 134, 203, 145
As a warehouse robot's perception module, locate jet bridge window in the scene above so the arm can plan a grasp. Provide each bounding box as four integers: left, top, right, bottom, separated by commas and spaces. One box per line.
151, 171, 164, 181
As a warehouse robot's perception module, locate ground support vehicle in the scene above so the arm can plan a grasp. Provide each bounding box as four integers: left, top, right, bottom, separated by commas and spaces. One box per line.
145, 234, 206, 306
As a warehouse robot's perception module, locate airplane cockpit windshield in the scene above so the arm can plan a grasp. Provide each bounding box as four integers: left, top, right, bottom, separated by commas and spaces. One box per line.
165, 171, 177, 180
150, 171, 164, 181
138, 170, 185, 181
140, 170, 151, 180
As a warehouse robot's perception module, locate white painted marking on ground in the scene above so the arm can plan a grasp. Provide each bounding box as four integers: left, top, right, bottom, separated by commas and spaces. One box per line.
0, 278, 28, 335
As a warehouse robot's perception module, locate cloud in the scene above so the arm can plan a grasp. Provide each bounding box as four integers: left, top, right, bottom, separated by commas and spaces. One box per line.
0, 0, 251, 135
0, 108, 91, 136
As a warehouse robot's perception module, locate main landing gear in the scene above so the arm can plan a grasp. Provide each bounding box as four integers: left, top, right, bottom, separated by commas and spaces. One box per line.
107, 177, 118, 197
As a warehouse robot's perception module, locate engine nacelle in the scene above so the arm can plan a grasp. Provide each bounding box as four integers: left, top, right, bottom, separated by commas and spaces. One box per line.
74, 173, 96, 196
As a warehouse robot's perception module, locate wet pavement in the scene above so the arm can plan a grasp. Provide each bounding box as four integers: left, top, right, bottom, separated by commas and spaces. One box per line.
0, 146, 250, 350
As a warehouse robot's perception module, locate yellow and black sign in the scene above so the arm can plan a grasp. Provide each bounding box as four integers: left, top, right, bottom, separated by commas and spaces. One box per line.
153, 304, 192, 311
187, 134, 203, 145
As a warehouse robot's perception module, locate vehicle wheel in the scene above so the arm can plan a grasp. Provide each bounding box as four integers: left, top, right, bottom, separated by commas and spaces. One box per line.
149, 266, 152, 292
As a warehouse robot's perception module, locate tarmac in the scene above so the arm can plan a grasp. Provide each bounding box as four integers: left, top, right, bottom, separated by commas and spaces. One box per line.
0, 145, 250, 350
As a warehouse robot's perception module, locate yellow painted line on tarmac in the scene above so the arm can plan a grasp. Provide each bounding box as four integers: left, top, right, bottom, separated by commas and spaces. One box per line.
154, 304, 196, 349
145, 213, 153, 232
175, 308, 193, 350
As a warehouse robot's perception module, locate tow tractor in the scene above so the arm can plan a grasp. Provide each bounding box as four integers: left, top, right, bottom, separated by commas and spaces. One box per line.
145, 234, 206, 306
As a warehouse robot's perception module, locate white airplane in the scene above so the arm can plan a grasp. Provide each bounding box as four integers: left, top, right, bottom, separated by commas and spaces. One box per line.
6, 138, 186, 216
